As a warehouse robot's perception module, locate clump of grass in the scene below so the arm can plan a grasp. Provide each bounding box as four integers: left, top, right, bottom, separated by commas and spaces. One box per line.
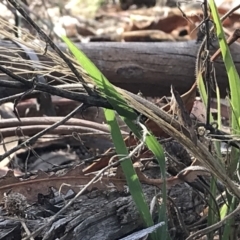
197, 1, 240, 239
61, 36, 167, 239
10, 0, 237, 237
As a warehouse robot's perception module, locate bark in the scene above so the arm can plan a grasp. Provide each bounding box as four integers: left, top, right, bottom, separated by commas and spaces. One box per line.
0, 181, 198, 240
0, 40, 240, 98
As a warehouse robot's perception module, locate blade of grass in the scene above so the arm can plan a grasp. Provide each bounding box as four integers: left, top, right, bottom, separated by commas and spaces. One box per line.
124, 118, 167, 238
62, 36, 137, 120
222, 196, 236, 240
209, 0, 240, 133
209, 0, 240, 183
208, 0, 240, 174
101, 58, 168, 239
220, 203, 228, 220
104, 108, 156, 231
62, 36, 168, 238
208, 1, 240, 239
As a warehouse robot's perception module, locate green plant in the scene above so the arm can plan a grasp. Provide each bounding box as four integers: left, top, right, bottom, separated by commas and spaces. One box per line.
196, 1, 240, 239
61, 36, 168, 239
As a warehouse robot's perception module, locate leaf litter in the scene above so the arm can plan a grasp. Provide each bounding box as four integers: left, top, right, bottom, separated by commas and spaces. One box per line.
0, 1, 237, 239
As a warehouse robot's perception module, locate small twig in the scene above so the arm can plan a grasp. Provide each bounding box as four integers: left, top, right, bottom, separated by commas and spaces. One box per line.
220, 3, 240, 23
21, 219, 34, 240
0, 77, 110, 109
0, 125, 112, 139
202, 0, 212, 128
0, 117, 128, 135
0, 91, 31, 104
0, 63, 32, 86
0, 103, 85, 161
211, 29, 240, 61
176, 0, 195, 25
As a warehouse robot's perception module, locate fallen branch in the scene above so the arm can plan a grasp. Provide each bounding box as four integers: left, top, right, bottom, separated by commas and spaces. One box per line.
0, 40, 240, 97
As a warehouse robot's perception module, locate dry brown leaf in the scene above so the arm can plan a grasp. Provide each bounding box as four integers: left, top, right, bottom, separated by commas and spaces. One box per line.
135, 165, 210, 189
0, 165, 125, 203
177, 165, 210, 181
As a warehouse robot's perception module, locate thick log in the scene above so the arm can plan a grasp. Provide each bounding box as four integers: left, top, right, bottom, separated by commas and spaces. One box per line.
0, 40, 240, 98
72, 41, 239, 97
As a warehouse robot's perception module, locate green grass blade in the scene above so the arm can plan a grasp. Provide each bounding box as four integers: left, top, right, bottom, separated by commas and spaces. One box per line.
62, 36, 168, 238
124, 119, 167, 238
220, 203, 228, 220
62, 36, 137, 120
104, 108, 155, 228
102, 69, 167, 238
209, 0, 240, 133
208, 2, 240, 238
222, 196, 236, 240
209, 0, 240, 179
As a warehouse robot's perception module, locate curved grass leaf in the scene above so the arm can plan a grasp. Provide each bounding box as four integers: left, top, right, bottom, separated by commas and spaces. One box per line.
104, 108, 155, 228
208, 1, 240, 238
209, 0, 240, 133
62, 36, 167, 238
